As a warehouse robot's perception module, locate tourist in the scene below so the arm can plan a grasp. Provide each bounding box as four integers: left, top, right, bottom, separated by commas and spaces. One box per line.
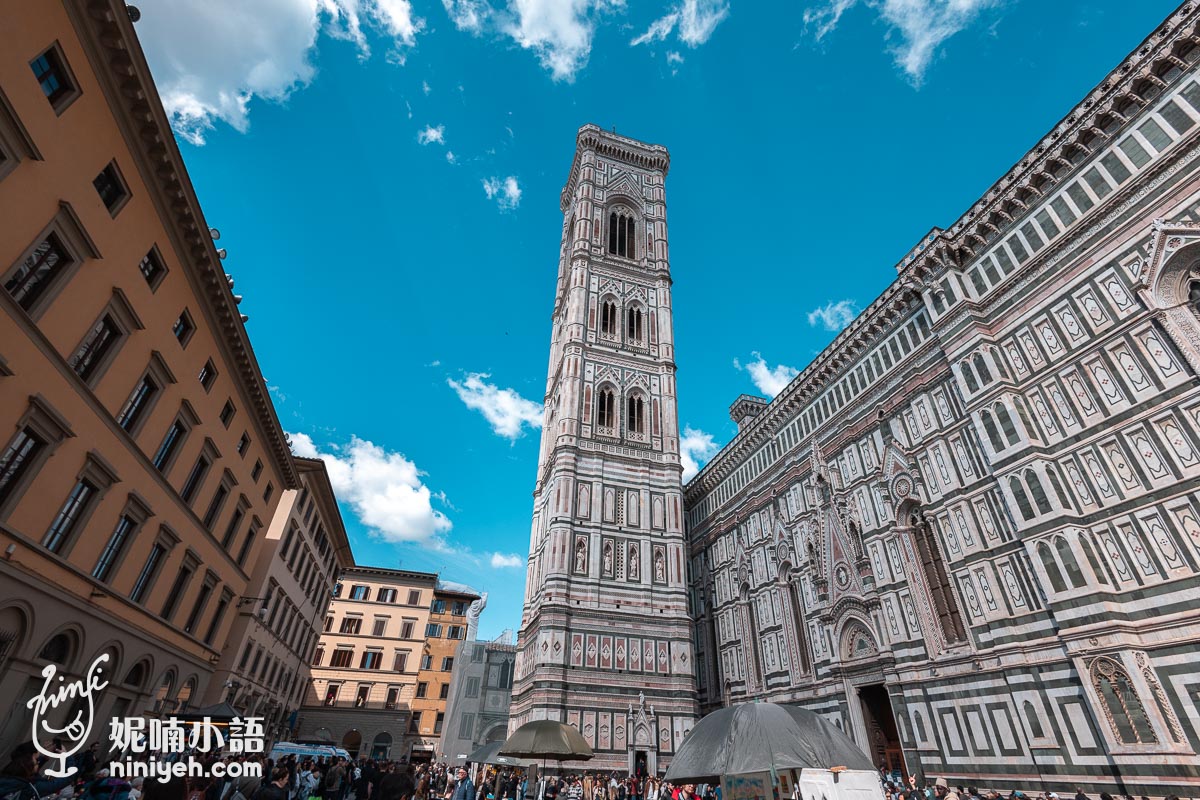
450, 769, 474, 800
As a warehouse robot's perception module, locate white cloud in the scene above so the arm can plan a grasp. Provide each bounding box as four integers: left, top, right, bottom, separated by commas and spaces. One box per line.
447, 372, 543, 439
482, 176, 522, 210
490, 552, 525, 568
442, 0, 491, 32
666, 51, 684, 64
807, 299, 859, 332
734, 352, 800, 398
680, 426, 719, 482
417, 124, 445, 144
289, 431, 453, 550
422, 80, 432, 94
502, 0, 624, 82
446, 151, 457, 163
632, 0, 729, 47
802, 0, 1004, 86
136, 0, 423, 145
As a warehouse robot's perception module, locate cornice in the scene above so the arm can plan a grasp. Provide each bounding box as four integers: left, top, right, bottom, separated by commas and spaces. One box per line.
294, 457, 355, 569
561, 123, 670, 211
67, 0, 298, 489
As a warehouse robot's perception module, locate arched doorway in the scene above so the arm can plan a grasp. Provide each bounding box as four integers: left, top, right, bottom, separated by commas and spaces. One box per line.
313, 727, 333, 743
371, 732, 392, 759
342, 729, 363, 757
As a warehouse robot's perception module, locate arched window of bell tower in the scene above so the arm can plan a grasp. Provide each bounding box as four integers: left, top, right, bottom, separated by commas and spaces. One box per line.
608, 208, 636, 258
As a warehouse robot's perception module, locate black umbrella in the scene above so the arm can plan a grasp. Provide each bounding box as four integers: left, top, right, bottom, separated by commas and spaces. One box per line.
664, 702, 874, 783
498, 721, 594, 761
466, 741, 532, 766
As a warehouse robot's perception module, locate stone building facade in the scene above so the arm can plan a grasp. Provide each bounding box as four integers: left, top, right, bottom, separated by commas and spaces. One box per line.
682, 4, 1200, 797
511, 125, 698, 774
440, 605, 517, 766
203, 456, 355, 737
410, 582, 481, 761
0, 0, 296, 756
297, 567, 437, 761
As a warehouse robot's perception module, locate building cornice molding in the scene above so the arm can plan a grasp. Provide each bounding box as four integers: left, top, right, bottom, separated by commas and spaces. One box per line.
66, 0, 298, 490
562, 123, 670, 211
293, 457, 355, 569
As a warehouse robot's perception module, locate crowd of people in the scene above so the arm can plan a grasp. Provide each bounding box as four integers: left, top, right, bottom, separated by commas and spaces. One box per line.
2, 740, 1191, 800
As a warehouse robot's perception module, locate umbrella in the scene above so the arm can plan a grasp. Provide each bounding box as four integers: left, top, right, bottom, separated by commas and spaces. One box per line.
467, 741, 532, 767
498, 721, 594, 761
664, 702, 874, 783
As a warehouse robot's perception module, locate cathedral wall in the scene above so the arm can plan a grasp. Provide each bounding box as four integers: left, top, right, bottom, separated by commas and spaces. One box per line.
684, 6, 1200, 795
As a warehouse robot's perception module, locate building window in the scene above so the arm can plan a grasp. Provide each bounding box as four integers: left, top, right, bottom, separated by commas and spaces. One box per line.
70, 314, 122, 383
43, 478, 97, 554
204, 591, 232, 644
1091, 657, 1158, 745
263, 482, 274, 503
179, 453, 211, 504
385, 686, 401, 709
447, 625, 464, 640
360, 651, 382, 670
236, 432, 250, 458
355, 685, 370, 707
323, 684, 341, 705
138, 248, 167, 290
393, 651, 409, 672
30, 45, 79, 113
425, 623, 442, 638
129, 542, 167, 604
434, 712, 444, 734
408, 712, 421, 733
160, 562, 195, 621
407, 589, 421, 605
431, 598, 447, 614
441, 657, 454, 671
378, 588, 397, 603
152, 420, 188, 473
451, 600, 468, 615
626, 306, 643, 342
400, 620, 415, 638
93, 509, 145, 583
420, 654, 432, 670
92, 162, 129, 216
330, 649, 354, 668
600, 300, 618, 337
350, 585, 370, 601
340, 617, 363, 634
372, 618, 388, 636
465, 677, 480, 698
324, 616, 334, 632
909, 509, 966, 643
626, 395, 645, 436
221, 503, 246, 549
220, 400, 236, 428
0, 428, 45, 511
116, 375, 159, 434
198, 359, 217, 391
415, 682, 427, 698
438, 683, 449, 700
202, 482, 230, 530
183, 576, 216, 635
5, 234, 72, 313
596, 388, 615, 431
608, 209, 635, 258
236, 522, 258, 566
172, 311, 195, 346
313, 648, 324, 667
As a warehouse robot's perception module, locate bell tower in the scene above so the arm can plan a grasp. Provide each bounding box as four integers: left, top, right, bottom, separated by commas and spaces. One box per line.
510, 125, 698, 772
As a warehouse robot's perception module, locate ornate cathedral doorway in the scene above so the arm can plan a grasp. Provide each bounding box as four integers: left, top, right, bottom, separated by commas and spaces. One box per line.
858, 684, 906, 781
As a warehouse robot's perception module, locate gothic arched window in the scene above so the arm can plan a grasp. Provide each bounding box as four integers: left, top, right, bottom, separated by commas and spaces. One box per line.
1009, 475, 1034, 521
972, 352, 992, 384
961, 363, 979, 393
1026, 469, 1052, 515
981, 411, 1004, 451
1037, 541, 1067, 593
626, 305, 644, 342
1091, 658, 1158, 745
600, 299, 618, 337
910, 510, 966, 643
1055, 536, 1086, 588
596, 388, 615, 431
1080, 535, 1110, 585
626, 394, 645, 436
996, 403, 1021, 446
1022, 700, 1045, 739
1189, 280, 1200, 315
608, 210, 635, 258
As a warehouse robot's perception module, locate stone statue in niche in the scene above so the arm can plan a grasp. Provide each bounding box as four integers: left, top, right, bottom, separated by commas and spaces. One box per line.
628, 545, 640, 580
654, 552, 665, 582
603, 542, 614, 575
575, 539, 587, 573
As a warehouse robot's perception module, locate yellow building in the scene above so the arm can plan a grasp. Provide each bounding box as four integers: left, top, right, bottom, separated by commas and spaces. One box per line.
411, 582, 479, 762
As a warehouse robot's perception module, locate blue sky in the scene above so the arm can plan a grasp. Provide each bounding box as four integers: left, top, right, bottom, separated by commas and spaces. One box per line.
136, 0, 1179, 638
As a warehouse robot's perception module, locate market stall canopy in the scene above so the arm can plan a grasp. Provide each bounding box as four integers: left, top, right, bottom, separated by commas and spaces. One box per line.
467, 740, 533, 766
664, 702, 874, 783
498, 721, 594, 761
